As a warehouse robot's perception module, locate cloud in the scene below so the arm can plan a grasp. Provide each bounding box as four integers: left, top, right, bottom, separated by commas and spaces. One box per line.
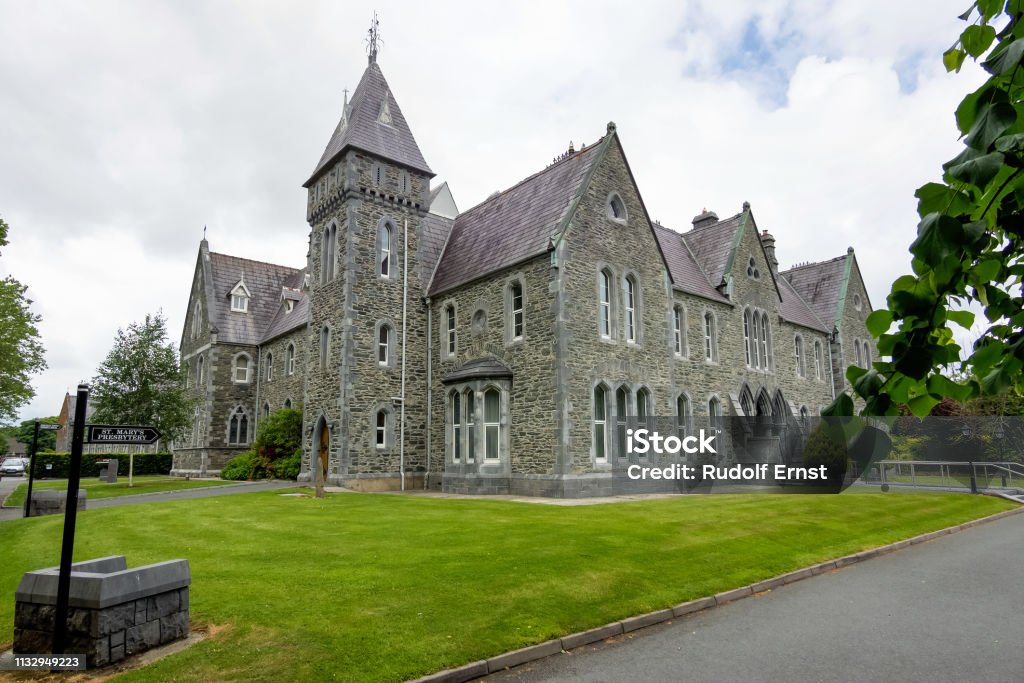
0, 0, 989, 421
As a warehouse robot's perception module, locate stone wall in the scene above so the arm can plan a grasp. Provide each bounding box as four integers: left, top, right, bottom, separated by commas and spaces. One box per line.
255, 325, 307, 418
302, 149, 431, 487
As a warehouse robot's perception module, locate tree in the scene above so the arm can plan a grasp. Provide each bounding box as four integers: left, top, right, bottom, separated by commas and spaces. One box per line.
221, 408, 303, 481
0, 216, 47, 423
828, 2, 1024, 417
90, 312, 193, 444
11, 416, 59, 452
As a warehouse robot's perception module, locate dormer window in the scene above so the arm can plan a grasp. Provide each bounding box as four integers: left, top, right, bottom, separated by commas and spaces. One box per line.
285, 300, 295, 313
230, 281, 251, 313
607, 193, 627, 222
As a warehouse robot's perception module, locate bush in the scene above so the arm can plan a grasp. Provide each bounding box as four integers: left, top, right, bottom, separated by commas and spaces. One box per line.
220, 451, 262, 481
802, 425, 849, 483
271, 449, 302, 480
29, 452, 172, 478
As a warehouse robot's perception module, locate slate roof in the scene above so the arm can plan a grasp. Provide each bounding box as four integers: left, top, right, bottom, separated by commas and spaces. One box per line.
777, 276, 829, 332
208, 252, 302, 346
681, 212, 745, 288
305, 60, 432, 187
420, 212, 454, 285
428, 140, 605, 295
260, 269, 309, 344
652, 223, 729, 303
781, 255, 848, 330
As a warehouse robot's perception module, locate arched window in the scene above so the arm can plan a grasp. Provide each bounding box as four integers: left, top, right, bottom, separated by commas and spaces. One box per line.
233, 354, 251, 383
508, 281, 524, 341
192, 301, 201, 339
321, 224, 336, 283
593, 385, 608, 462
743, 308, 753, 366
445, 304, 456, 357
709, 397, 722, 434
624, 275, 637, 342
399, 170, 409, 194
854, 339, 862, 367
616, 386, 630, 458
751, 311, 761, 368
228, 407, 249, 445
197, 355, 205, 386
814, 340, 823, 380
800, 405, 809, 425
637, 388, 651, 433
704, 312, 717, 361
673, 305, 686, 356
862, 341, 872, 367
451, 392, 461, 462
287, 343, 296, 376
760, 312, 771, 370
378, 221, 392, 277
676, 394, 691, 438
320, 326, 330, 369
598, 270, 612, 338
465, 389, 476, 462
484, 389, 501, 461
608, 193, 627, 222
263, 402, 270, 418
373, 162, 383, 186
794, 336, 805, 378
183, 361, 190, 389
284, 398, 292, 410
375, 409, 388, 449
265, 352, 274, 381
378, 324, 392, 366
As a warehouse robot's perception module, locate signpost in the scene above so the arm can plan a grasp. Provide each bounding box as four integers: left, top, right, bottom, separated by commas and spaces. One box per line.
53, 385, 89, 657
24, 421, 60, 518
86, 425, 160, 487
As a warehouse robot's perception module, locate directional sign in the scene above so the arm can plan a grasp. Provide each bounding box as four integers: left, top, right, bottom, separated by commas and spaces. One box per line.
86, 425, 161, 444
39, 423, 60, 431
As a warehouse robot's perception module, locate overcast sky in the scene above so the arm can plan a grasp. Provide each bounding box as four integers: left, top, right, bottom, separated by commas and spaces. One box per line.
0, 0, 988, 423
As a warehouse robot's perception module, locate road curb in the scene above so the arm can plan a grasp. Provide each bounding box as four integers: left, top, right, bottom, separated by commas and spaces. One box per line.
409, 503, 1024, 682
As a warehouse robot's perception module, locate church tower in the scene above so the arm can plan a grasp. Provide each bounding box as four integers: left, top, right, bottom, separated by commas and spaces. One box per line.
300, 19, 435, 489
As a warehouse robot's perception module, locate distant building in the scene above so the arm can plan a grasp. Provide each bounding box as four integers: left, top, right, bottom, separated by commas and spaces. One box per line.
174, 48, 877, 496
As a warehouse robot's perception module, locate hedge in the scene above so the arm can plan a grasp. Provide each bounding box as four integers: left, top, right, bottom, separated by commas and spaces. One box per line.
26, 452, 173, 479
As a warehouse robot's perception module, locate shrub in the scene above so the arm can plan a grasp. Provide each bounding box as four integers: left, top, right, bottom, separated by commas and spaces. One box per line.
29, 452, 172, 478
271, 449, 302, 481
802, 425, 849, 483
221, 451, 262, 481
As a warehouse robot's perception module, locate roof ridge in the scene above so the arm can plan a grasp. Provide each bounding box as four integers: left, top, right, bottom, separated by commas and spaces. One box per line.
209, 251, 303, 272
455, 137, 606, 219
781, 253, 848, 273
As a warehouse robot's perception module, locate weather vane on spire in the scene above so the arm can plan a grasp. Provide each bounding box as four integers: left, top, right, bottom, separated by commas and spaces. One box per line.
366, 11, 381, 63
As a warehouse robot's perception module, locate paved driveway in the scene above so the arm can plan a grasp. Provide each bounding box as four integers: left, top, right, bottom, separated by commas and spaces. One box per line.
487, 513, 1024, 683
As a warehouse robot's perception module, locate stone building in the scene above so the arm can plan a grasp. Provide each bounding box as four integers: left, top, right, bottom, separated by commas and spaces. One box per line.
174, 50, 878, 495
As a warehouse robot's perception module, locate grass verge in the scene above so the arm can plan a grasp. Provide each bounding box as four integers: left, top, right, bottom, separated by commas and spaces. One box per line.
0, 491, 1014, 682
2, 476, 236, 508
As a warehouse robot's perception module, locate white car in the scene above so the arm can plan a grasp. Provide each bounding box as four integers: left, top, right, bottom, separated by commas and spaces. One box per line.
0, 457, 29, 476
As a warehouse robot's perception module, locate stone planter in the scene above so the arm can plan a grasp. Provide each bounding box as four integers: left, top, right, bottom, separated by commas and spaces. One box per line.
14, 555, 190, 667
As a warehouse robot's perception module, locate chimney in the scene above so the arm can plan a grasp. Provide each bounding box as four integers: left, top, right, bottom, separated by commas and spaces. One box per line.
691, 208, 719, 230
760, 229, 778, 273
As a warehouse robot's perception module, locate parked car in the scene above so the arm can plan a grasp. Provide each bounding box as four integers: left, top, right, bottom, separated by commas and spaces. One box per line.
0, 457, 30, 476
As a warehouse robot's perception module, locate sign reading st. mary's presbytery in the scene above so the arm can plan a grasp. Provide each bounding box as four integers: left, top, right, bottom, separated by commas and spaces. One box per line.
86, 425, 161, 445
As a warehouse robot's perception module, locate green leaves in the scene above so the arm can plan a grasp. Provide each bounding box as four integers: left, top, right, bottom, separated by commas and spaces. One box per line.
947, 150, 1004, 187
855, 6, 1024, 419
963, 25, 997, 58
965, 102, 1016, 151
944, 47, 967, 73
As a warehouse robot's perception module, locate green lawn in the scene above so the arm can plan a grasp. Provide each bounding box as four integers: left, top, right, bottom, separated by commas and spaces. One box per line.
0, 491, 1013, 682
2, 475, 236, 508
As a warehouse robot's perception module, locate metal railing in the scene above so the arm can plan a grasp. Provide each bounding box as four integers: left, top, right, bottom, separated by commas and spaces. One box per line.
863, 460, 1024, 491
